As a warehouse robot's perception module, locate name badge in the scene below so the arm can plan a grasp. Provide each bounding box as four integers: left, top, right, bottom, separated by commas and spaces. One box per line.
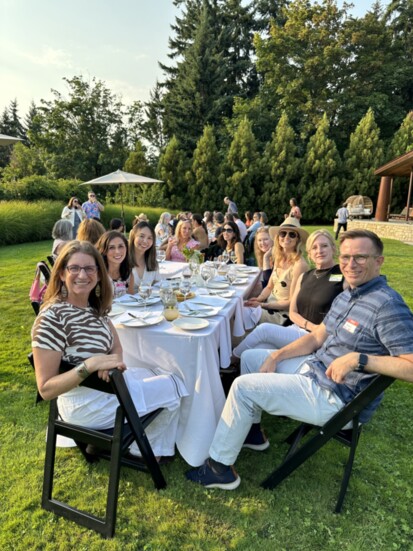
343, 318, 359, 333
329, 274, 343, 282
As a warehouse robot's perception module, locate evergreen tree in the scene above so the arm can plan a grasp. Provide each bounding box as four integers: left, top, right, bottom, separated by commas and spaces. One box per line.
24, 101, 40, 146
260, 112, 300, 220
299, 113, 341, 222
188, 125, 222, 212
141, 83, 167, 156
343, 108, 383, 200
389, 111, 413, 158
158, 136, 189, 208
226, 117, 258, 213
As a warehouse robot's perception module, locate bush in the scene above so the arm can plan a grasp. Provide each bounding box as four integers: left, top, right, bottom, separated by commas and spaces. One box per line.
0, 176, 83, 202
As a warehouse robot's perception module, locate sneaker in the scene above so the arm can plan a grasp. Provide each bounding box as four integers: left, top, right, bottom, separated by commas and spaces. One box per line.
242, 424, 270, 451
185, 459, 241, 490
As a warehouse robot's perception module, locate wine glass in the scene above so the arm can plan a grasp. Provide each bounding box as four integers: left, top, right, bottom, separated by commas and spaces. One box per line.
230, 251, 237, 264
222, 250, 230, 264
182, 266, 192, 280
139, 282, 152, 311
156, 249, 166, 263
200, 265, 213, 287
179, 277, 192, 302
226, 266, 238, 286
189, 259, 199, 276
159, 279, 172, 305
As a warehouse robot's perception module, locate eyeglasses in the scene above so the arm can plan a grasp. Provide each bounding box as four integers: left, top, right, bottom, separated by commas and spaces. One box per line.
89, 194, 96, 198
66, 265, 98, 275
279, 231, 298, 239
223, 228, 235, 233
339, 254, 379, 265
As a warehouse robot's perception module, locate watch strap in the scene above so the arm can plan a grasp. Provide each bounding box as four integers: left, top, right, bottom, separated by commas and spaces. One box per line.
357, 353, 368, 372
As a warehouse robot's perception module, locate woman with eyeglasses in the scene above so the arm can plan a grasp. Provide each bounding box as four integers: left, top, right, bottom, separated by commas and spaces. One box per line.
217, 221, 244, 264
244, 217, 309, 326
128, 221, 160, 290
96, 231, 132, 298
234, 230, 346, 358
165, 219, 200, 262
31, 240, 187, 461
61, 197, 85, 238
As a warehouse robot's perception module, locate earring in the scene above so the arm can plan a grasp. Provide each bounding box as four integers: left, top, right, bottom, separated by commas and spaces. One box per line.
95, 283, 101, 298
61, 283, 68, 299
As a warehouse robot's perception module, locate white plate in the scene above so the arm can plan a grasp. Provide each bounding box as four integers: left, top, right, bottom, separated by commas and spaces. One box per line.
107, 303, 126, 317
236, 266, 259, 273
172, 318, 209, 331
232, 278, 249, 285
117, 296, 162, 307
179, 306, 220, 318
207, 281, 230, 290
120, 315, 164, 327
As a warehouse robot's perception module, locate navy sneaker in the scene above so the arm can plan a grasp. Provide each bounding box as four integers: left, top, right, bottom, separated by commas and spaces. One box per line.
242, 423, 270, 451
185, 459, 241, 490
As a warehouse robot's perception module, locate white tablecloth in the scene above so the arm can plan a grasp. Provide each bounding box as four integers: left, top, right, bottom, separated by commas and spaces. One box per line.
115, 261, 261, 466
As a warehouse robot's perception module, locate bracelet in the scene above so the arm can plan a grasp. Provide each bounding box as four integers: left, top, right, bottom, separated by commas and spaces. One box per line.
304, 321, 308, 331
75, 362, 90, 380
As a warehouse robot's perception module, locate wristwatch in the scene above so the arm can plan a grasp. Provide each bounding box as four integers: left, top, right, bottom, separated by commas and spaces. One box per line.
75, 362, 90, 380
357, 353, 368, 372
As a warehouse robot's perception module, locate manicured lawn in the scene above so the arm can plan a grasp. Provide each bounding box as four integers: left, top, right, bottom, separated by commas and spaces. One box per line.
0, 232, 412, 550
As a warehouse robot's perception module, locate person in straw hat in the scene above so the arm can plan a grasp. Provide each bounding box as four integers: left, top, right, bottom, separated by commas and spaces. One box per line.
243, 217, 309, 327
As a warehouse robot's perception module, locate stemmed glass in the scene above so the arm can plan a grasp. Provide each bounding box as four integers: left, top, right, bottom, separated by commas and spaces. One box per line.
139, 281, 152, 311
222, 250, 230, 264
156, 249, 166, 263
226, 266, 238, 286
200, 265, 213, 287
179, 276, 192, 302
229, 251, 237, 264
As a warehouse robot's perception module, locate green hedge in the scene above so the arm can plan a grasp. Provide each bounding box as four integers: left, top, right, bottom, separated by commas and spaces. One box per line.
0, 201, 171, 246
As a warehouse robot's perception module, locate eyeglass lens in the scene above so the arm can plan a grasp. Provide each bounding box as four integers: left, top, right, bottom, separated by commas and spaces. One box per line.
67, 265, 98, 274
339, 255, 371, 265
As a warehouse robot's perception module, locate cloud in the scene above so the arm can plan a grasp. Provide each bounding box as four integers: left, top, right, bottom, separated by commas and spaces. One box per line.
105, 78, 151, 105
18, 46, 73, 68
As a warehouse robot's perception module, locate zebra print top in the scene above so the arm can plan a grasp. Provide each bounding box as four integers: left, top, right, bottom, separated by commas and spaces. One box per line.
31, 302, 114, 365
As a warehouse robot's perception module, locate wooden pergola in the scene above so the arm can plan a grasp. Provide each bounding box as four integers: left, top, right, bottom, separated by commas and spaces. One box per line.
374, 149, 413, 222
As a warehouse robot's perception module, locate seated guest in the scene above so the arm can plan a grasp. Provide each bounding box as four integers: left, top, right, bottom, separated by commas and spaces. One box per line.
244, 211, 253, 228
253, 226, 273, 288
32, 241, 187, 460
155, 212, 171, 243
217, 221, 244, 264
244, 217, 308, 326
165, 219, 199, 262
51, 219, 73, 258
128, 221, 159, 291
213, 212, 225, 241
191, 214, 209, 250
246, 212, 262, 238
234, 230, 346, 358
186, 230, 413, 489
109, 218, 125, 233
96, 231, 132, 298
132, 213, 149, 227
233, 213, 247, 243
77, 218, 106, 245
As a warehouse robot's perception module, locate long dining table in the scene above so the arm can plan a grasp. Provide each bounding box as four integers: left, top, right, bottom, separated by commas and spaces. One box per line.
113, 261, 261, 466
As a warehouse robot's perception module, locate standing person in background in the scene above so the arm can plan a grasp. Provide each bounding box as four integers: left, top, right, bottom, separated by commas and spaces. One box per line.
82, 191, 104, 220
335, 202, 350, 240
191, 214, 209, 250
224, 197, 238, 215
285, 198, 302, 221
61, 197, 85, 238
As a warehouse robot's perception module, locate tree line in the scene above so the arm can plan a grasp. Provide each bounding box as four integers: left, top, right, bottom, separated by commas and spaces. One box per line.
1, 0, 413, 223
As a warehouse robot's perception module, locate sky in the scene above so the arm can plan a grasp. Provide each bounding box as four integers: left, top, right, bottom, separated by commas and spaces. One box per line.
0, 0, 388, 120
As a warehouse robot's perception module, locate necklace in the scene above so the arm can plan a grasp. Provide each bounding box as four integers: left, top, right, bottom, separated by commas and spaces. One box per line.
313, 266, 333, 279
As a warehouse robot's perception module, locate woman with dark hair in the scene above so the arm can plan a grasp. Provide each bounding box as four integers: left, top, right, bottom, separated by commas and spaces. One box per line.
76, 218, 106, 245
217, 220, 244, 264
61, 197, 85, 238
128, 221, 159, 291
96, 231, 131, 298
244, 211, 253, 228
191, 214, 209, 250
31, 240, 187, 460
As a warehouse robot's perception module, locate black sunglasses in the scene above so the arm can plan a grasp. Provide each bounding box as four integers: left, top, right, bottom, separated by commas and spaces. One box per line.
279, 230, 298, 239
223, 228, 235, 233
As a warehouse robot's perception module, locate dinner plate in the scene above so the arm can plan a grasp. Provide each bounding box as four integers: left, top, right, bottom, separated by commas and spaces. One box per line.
107, 303, 126, 317
172, 318, 209, 331
120, 315, 164, 327
236, 266, 259, 273
207, 281, 230, 290
179, 306, 219, 318
232, 278, 249, 285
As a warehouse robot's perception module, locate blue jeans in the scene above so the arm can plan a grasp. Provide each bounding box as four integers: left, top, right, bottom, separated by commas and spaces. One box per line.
209, 349, 345, 466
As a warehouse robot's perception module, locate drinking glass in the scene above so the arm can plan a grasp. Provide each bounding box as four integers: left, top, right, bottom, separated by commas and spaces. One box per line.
163, 292, 179, 321
222, 250, 230, 264
159, 279, 172, 305
179, 277, 192, 302
230, 251, 237, 264
226, 266, 238, 286
156, 249, 166, 263
139, 282, 152, 311
200, 265, 213, 287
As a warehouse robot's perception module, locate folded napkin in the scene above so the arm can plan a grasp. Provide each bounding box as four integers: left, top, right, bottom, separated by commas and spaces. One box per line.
114, 294, 144, 305
115, 311, 159, 325
189, 295, 227, 308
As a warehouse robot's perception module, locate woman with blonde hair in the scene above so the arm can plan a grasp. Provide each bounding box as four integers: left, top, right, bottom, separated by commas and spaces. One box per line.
165, 219, 199, 262
155, 212, 171, 243
244, 217, 308, 326
76, 218, 105, 245
31, 240, 187, 460
234, 229, 346, 357
253, 226, 273, 289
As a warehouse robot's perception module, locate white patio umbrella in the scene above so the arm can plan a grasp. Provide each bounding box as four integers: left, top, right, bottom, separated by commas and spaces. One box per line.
0, 133, 22, 146
79, 169, 163, 221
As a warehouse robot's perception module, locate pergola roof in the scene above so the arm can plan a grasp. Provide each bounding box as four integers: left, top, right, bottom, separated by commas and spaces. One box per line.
374, 149, 413, 177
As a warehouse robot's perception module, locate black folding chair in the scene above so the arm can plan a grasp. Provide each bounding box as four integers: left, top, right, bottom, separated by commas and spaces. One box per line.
30, 355, 166, 537
261, 374, 395, 513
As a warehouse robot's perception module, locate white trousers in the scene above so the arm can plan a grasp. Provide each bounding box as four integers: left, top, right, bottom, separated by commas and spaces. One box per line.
233, 322, 307, 358
209, 349, 344, 466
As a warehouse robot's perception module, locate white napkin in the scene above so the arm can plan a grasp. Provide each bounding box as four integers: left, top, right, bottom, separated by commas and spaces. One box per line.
114, 293, 144, 305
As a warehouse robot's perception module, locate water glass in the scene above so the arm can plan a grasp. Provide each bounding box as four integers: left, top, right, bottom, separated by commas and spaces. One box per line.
227, 266, 238, 285
179, 277, 192, 301
139, 282, 152, 311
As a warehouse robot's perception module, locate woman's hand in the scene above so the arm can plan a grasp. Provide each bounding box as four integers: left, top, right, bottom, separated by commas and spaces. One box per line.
244, 297, 262, 308
84, 354, 126, 382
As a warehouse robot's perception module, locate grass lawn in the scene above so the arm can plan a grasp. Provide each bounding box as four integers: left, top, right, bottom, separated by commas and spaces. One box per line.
1, 229, 412, 550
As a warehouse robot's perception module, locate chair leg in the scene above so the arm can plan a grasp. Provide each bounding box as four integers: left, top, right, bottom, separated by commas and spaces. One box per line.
334, 422, 362, 514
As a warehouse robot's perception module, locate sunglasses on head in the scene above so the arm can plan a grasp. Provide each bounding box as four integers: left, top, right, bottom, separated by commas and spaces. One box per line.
279, 230, 298, 239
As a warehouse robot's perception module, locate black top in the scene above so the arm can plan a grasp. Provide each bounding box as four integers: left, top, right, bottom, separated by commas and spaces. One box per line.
296, 264, 344, 325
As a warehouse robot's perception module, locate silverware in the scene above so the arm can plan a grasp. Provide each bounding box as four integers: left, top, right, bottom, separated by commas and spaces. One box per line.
127, 312, 150, 325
